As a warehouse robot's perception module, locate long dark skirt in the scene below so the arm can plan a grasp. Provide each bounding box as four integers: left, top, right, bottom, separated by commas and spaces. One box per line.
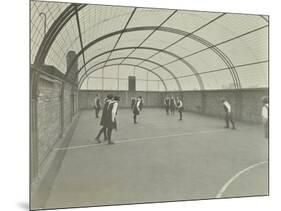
106, 119, 117, 129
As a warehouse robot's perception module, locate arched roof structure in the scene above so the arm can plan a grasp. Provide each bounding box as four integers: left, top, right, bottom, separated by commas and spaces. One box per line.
31, 1, 268, 91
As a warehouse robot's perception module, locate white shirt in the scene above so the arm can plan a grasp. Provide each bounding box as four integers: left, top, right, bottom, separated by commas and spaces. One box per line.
178, 100, 183, 108
262, 103, 269, 119
111, 101, 118, 121
94, 97, 99, 107
136, 100, 140, 111
223, 101, 231, 113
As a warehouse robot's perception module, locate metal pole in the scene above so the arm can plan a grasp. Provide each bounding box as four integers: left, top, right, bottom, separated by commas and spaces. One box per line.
39, 12, 47, 36
117, 65, 120, 90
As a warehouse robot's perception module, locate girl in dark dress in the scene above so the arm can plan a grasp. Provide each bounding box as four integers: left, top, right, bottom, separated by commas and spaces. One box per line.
131, 97, 136, 111
176, 97, 184, 120
133, 97, 141, 124
164, 96, 170, 115
95, 94, 113, 143
94, 94, 101, 118
106, 96, 120, 144
170, 96, 176, 115
139, 96, 144, 111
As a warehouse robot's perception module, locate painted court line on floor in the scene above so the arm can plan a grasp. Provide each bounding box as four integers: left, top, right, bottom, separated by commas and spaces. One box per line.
54, 128, 249, 151
215, 160, 268, 198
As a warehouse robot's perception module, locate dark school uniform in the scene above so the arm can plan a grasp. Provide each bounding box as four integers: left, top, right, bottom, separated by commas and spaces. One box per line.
164, 98, 170, 115
170, 98, 176, 115
107, 101, 118, 130
133, 101, 140, 115
94, 97, 101, 118
100, 99, 110, 126
133, 100, 140, 123
106, 100, 118, 144
95, 99, 111, 142
131, 98, 136, 110
177, 100, 184, 120
139, 98, 144, 111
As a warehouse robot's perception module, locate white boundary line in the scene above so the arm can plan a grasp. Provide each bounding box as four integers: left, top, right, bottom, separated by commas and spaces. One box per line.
216, 160, 268, 198
54, 128, 233, 151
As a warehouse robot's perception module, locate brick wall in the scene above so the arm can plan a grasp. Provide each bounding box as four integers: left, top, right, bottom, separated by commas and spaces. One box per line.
168, 88, 268, 123
36, 76, 78, 167
63, 83, 72, 131
241, 89, 268, 122
79, 90, 165, 109
79, 89, 268, 123
37, 77, 62, 166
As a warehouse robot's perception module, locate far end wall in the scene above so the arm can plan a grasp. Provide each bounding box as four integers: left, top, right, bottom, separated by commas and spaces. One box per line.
78, 88, 268, 123
78, 90, 165, 109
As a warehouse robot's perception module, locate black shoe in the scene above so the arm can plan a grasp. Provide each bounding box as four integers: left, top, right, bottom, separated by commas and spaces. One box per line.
232, 127, 236, 130
224, 126, 229, 128
108, 141, 115, 145
95, 137, 101, 143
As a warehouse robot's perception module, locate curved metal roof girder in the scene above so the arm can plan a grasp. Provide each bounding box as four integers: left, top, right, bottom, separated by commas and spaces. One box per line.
77, 46, 202, 89
34, 4, 233, 89
79, 63, 168, 91
34, 4, 87, 65
32, 5, 184, 91
68, 26, 243, 89
33, 3, 268, 90
78, 56, 182, 91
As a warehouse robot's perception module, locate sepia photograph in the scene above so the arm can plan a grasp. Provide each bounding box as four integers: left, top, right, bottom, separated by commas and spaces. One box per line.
30, 0, 269, 210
